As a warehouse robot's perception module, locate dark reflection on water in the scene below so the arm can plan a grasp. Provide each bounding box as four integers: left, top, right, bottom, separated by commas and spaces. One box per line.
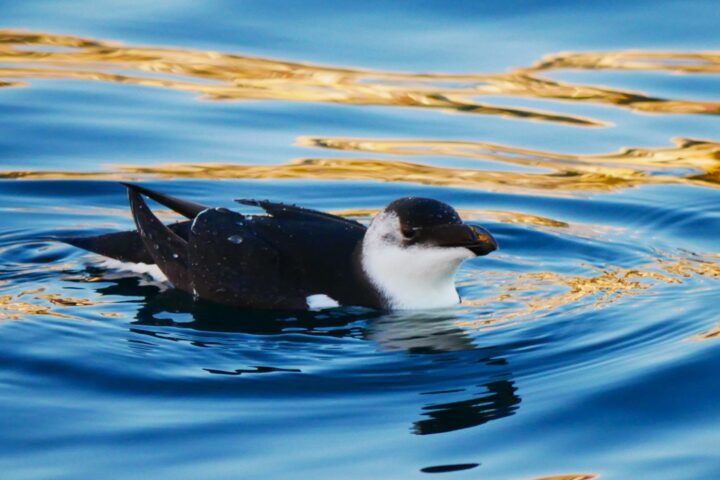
2, 1, 720, 479
77, 270, 523, 437
420, 463, 480, 474
415, 379, 520, 436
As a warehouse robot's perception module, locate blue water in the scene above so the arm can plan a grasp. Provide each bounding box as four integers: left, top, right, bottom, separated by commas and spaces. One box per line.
2, 1, 720, 478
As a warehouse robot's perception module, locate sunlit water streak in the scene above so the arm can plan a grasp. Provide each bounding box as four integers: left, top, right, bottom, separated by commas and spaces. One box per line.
2, 30, 720, 123
1, 10, 720, 480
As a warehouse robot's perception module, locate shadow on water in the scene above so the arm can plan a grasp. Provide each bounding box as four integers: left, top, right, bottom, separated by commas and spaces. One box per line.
84, 270, 522, 437
82, 266, 488, 351
415, 378, 520, 436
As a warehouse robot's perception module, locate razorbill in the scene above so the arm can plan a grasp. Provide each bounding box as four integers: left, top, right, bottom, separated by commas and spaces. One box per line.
62, 184, 497, 311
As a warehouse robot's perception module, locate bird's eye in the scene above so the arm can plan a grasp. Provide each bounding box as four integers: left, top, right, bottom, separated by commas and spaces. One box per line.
401, 227, 417, 239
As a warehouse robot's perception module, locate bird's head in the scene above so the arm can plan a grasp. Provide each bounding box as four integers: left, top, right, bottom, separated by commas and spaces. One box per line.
361, 197, 497, 310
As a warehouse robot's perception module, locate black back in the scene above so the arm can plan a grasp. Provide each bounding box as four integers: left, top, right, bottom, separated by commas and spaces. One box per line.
62, 186, 383, 310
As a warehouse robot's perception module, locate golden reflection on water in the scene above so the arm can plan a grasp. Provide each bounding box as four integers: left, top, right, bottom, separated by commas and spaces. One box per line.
460, 266, 667, 328
0, 287, 74, 320
2, 29, 720, 124
0, 285, 112, 321
2, 30, 720, 192
533, 51, 720, 74
301, 137, 720, 173
2, 136, 719, 193
693, 325, 720, 341
0, 262, 108, 321
457, 250, 720, 335
301, 136, 720, 191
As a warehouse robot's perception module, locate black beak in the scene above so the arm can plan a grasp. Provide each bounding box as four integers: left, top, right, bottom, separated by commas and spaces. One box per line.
429, 224, 498, 256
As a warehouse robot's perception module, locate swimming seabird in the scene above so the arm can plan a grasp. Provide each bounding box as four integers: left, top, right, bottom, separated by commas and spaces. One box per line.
63, 184, 497, 310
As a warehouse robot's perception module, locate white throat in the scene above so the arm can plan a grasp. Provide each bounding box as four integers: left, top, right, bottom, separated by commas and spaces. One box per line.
361, 212, 473, 310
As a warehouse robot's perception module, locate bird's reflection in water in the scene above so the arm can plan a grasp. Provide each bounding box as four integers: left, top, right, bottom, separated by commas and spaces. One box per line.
87, 270, 521, 435
367, 312, 521, 434
415, 376, 520, 435
366, 311, 476, 353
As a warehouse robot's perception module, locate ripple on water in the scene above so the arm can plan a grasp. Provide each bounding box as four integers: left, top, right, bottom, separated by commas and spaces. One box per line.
1, 11, 720, 479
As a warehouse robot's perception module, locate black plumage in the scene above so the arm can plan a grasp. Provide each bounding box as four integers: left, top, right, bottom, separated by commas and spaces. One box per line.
61, 184, 497, 310
67, 185, 382, 309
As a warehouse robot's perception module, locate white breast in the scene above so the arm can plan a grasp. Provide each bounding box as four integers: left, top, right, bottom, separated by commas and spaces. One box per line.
362, 243, 471, 309
360, 212, 473, 310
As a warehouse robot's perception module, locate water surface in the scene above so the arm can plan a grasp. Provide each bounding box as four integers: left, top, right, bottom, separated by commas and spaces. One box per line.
1, 1, 720, 479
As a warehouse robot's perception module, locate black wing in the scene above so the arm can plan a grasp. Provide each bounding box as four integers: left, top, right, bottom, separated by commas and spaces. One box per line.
235, 198, 365, 231
185, 208, 308, 309
185, 205, 374, 308
63, 184, 378, 309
